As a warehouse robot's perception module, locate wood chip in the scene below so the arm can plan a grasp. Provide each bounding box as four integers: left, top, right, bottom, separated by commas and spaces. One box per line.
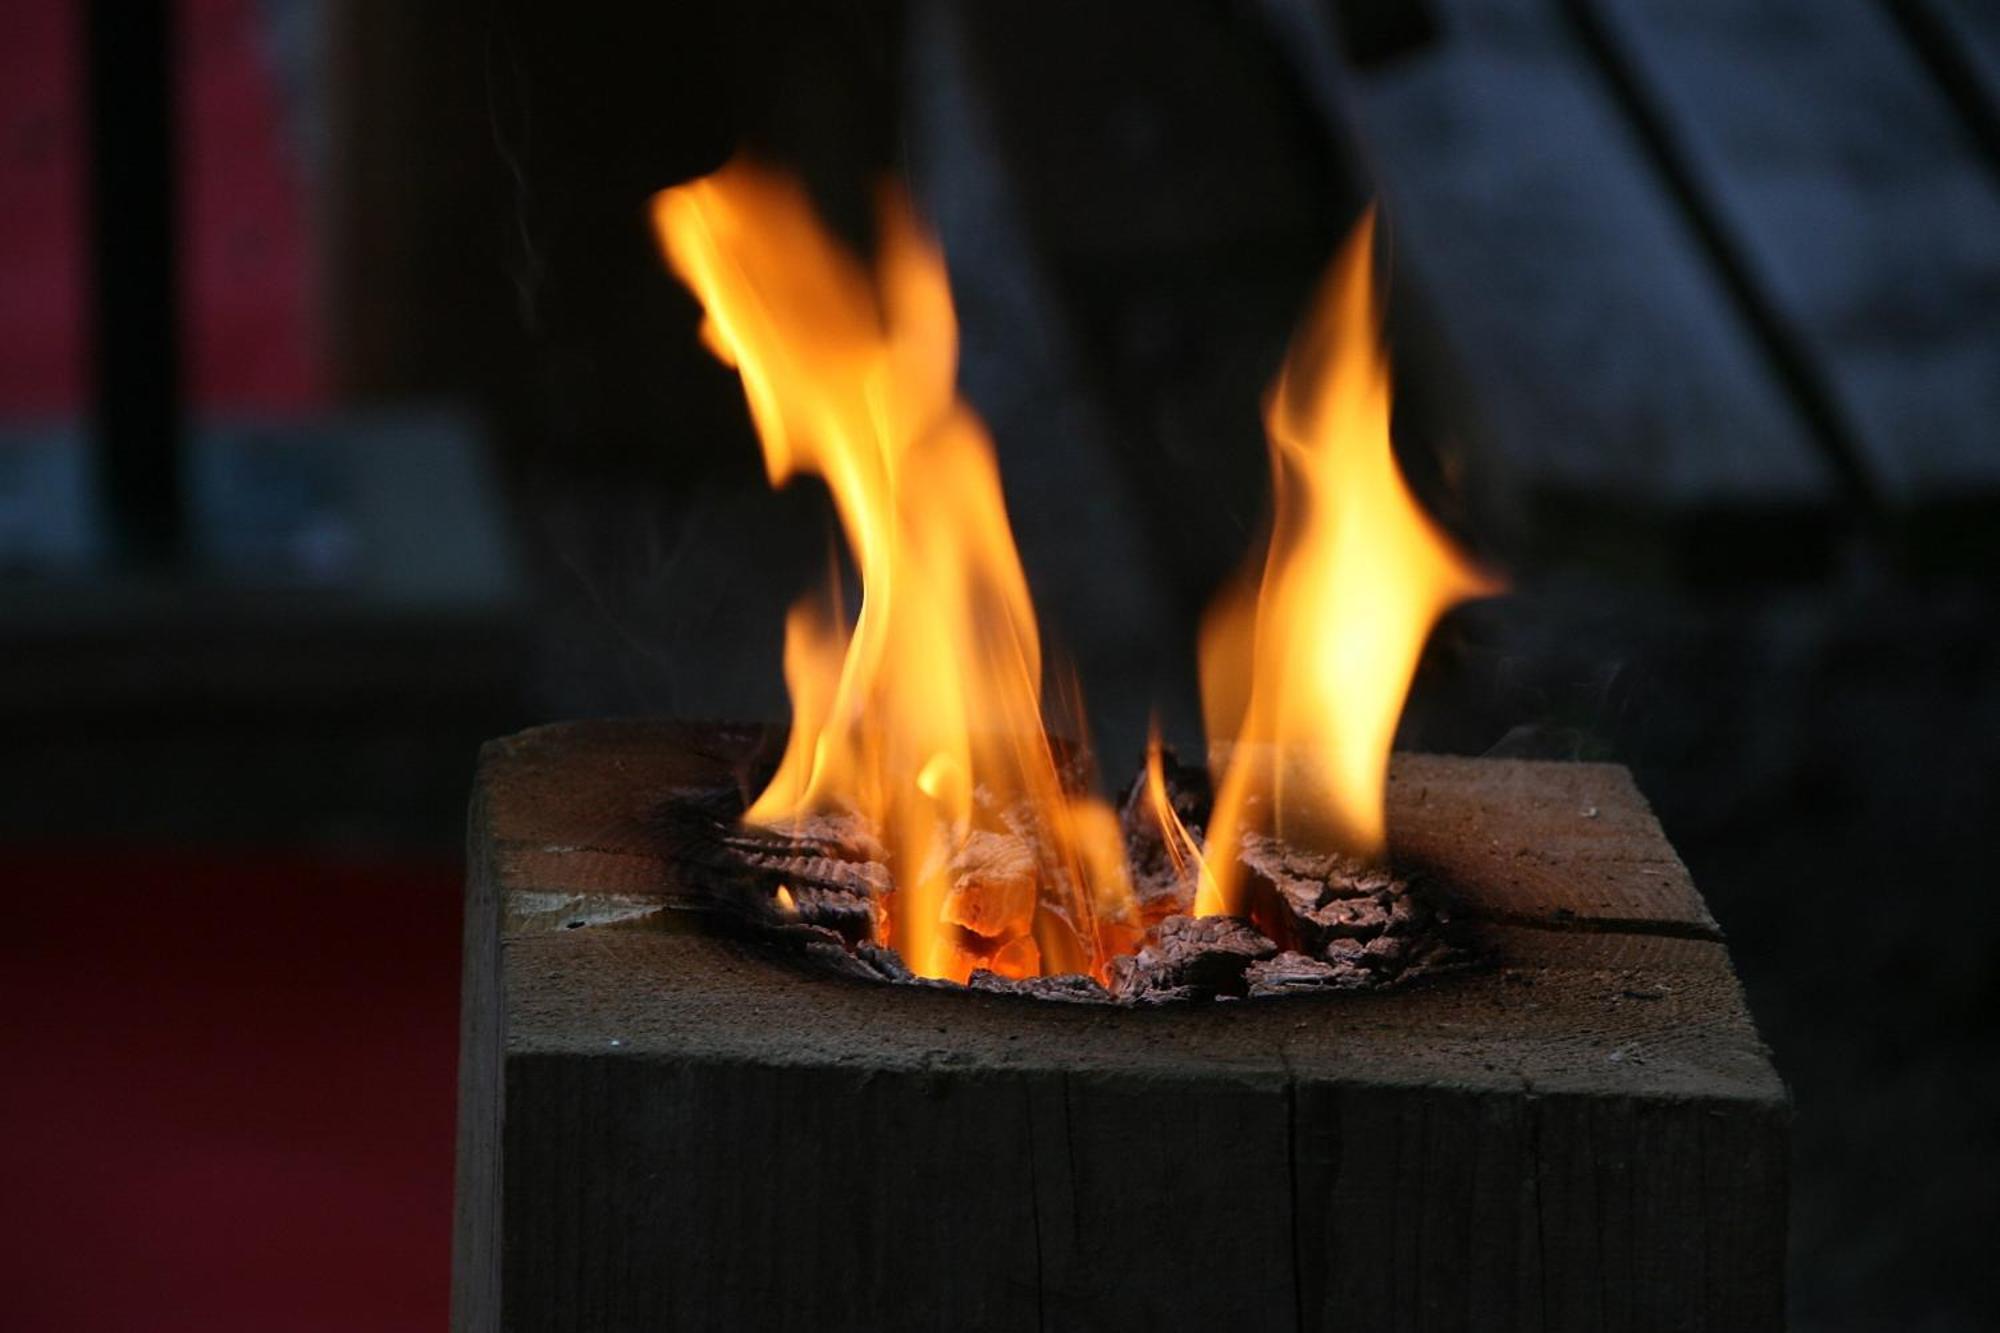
722, 810, 887, 865
662, 768, 1470, 1005
966, 970, 1110, 1003
1245, 950, 1374, 996
789, 886, 881, 944
1239, 831, 1398, 903
1362, 934, 1410, 970
854, 942, 914, 982
1116, 745, 1212, 919
658, 787, 893, 905
1108, 913, 1278, 1000
988, 933, 1041, 977
938, 830, 1039, 939
1238, 831, 1424, 953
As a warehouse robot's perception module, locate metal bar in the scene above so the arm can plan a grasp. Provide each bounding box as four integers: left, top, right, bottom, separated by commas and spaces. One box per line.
86, 0, 184, 567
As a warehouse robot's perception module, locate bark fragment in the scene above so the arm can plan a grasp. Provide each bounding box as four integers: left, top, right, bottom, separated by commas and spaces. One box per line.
1107, 914, 1279, 1001
1245, 950, 1373, 996
966, 970, 1111, 1003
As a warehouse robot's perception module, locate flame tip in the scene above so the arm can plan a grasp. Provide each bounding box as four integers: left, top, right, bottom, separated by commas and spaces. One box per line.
658, 153, 1133, 981
1200, 208, 1496, 901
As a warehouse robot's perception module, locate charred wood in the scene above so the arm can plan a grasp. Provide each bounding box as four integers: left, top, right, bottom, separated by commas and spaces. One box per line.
1107, 913, 1279, 1000
966, 970, 1111, 1003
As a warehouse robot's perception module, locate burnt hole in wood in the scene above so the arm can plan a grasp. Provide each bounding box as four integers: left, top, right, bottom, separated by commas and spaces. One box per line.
649, 742, 1481, 1004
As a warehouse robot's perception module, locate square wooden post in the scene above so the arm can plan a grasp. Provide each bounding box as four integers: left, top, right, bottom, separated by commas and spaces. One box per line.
454, 721, 1787, 1331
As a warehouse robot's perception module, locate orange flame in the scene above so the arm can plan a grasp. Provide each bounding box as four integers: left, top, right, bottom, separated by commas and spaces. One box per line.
1142, 720, 1219, 909
1197, 211, 1500, 915
653, 158, 1135, 981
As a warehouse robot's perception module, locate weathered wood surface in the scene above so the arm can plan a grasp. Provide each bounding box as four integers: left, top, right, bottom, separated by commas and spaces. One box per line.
455, 721, 1787, 1331
1580, 0, 2000, 525
1348, 0, 1838, 564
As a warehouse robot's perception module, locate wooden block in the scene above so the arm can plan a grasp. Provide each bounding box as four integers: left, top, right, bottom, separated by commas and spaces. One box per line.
1350, 0, 1839, 567
454, 722, 1788, 1331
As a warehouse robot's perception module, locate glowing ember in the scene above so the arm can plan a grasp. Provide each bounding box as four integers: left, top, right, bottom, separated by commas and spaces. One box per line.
1196, 210, 1501, 915
653, 159, 1138, 983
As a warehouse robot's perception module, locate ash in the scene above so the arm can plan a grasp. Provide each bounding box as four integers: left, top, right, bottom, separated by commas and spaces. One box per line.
658, 746, 1471, 1005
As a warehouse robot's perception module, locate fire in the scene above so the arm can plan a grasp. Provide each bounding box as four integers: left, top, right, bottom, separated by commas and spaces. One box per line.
657, 159, 1492, 971
1195, 211, 1500, 915
1143, 720, 1219, 909
653, 159, 1136, 982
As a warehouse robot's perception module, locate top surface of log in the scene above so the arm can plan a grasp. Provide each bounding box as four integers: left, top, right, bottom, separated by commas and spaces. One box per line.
474, 720, 1780, 1106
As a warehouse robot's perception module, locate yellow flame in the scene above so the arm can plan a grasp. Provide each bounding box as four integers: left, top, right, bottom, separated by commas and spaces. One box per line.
653, 158, 1135, 980
774, 885, 797, 916
1197, 210, 1500, 914
1142, 719, 1220, 909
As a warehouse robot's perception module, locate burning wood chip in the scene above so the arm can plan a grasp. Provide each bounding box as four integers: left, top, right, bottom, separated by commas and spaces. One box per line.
1123, 853, 1197, 920
801, 937, 888, 982
1108, 914, 1278, 1001
989, 933, 1041, 976
774, 926, 918, 986
747, 853, 891, 904
722, 810, 888, 866
767, 921, 871, 975
1244, 950, 1373, 996
723, 811, 893, 900
662, 778, 1471, 1005
1237, 831, 1430, 953
1305, 896, 1393, 942
1126, 984, 1203, 1006
936, 927, 1043, 987
1239, 831, 1398, 904
788, 886, 882, 945
966, 970, 1110, 1003
660, 788, 894, 907
1121, 743, 1213, 827
938, 830, 1039, 940
854, 941, 915, 982
1116, 745, 1213, 919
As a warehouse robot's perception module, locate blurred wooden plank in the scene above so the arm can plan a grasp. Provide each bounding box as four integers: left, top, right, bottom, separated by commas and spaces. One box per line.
1582, 0, 2000, 542
1879, 0, 2000, 175
1932, 0, 2000, 84
1348, 0, 1841, 573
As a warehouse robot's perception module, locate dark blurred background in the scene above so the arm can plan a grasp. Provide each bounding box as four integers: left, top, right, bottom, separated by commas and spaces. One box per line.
2, 0, 1996, 1328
